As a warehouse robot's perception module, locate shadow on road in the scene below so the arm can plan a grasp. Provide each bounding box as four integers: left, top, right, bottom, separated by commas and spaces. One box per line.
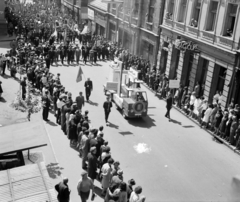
182, 125, 194, 128
127, 115, 156, 128
169, 118, 182, 125
46, 120, 58, 126
108, 122, 119, 129
46, 163, 64, 179
88, 100, 99, 106
119, 131, 133, 136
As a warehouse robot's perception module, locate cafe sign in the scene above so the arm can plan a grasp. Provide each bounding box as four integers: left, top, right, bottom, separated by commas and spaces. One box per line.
175, 39, 200, 53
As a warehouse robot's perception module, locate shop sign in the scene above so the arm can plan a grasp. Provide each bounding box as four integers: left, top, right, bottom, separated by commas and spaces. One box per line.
175, 39, 200, 53
88, 8, 94, 21
169, 80, 180, 89
227, 0, 240, 5
96, 12, 106, 27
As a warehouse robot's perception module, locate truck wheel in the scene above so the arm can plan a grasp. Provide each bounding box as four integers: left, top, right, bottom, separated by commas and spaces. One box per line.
122, 110, 127, 119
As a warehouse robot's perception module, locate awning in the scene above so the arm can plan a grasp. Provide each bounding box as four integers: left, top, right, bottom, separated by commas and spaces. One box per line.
0, 162, 58, 202
0, 121, 48, 155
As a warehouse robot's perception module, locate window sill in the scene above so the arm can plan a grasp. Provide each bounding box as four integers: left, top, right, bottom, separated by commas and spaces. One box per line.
146, 22, 153, 25
146, 22, 153, 30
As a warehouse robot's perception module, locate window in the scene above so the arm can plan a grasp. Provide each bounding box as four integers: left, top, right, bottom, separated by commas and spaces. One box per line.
190, 0, 201, 27
147, 0, 154, 23
223, 3, 238, 37
166, 0, 174, 20
178, 0, 187, 22
216, 65, 226, 93
206, 1, 219, 31
133, 0, 139, 17
111, 3, 117, 15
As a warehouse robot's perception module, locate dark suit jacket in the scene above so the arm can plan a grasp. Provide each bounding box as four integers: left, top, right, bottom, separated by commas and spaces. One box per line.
56, 181, 70, 201
166, 96, 173, 109
84, 80, 93, 91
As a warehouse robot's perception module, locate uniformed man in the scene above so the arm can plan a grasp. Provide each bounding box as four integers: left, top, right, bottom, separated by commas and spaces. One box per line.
84, 78, 93, 102
103, 96, 112, 126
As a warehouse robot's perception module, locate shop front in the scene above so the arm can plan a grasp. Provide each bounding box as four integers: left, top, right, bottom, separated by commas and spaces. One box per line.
109, 19, 116, 42
158, 29, 235, 107
95, 12, 107, 37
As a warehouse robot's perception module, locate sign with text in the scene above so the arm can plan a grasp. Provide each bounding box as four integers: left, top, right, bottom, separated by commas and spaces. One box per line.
101, 0, 123, 3
169, 80, 180, 89
88, 8, 94, 21
175, 39, 200, 53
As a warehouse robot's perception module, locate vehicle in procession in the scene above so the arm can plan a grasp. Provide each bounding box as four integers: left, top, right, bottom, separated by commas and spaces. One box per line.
104, 59, 148, 119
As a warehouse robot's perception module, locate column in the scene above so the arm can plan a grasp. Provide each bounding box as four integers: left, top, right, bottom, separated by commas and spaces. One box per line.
165, 43, 173, 77
189, 53, 199, 92
222, 65, 233, 108
204, 60, 214, 101
177, 51, 185, 84
156, 37, 164, 73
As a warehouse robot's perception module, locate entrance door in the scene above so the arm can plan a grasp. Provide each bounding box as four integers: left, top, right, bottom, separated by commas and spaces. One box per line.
159, 42, 169, 74
181, 51, 194, 87
169, 45, 180, 79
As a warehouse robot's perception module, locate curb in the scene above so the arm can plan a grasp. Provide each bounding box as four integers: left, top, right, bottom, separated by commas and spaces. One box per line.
142, 82, 240, 156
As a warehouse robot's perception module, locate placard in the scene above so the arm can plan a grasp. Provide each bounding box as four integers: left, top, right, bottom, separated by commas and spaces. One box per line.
169, 80, 180, 89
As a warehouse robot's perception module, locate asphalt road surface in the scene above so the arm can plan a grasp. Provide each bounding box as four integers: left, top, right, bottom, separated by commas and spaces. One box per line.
44, 59, 240, 202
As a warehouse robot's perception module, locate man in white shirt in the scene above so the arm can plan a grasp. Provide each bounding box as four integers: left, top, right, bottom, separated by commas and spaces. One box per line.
56, 97, 65, 124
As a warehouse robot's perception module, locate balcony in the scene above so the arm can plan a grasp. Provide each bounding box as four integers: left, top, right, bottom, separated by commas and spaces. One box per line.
175, 22, 185, 32
131, 17, 138, 26
218, 36, 233, 49
187, 26, 198, 37
146, 22, 153, 31
201, 31, 214, 43
164, 18, 173, 27
118, 12, 123, 19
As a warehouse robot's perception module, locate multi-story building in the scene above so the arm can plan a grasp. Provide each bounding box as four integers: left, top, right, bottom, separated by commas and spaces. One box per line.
91, 0, 165, 65
61, 0, 88, 26
157, 0, 240, 108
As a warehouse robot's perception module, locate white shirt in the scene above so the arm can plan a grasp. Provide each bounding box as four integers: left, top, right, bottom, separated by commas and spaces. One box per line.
57, 99, 65, 109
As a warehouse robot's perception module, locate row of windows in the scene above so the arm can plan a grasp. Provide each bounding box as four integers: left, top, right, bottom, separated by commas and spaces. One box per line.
111, 0, 155, 23
166, 0, 239, 37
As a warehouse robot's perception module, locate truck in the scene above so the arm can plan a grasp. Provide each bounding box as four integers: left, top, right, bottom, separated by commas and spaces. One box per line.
103, 59, 148, 118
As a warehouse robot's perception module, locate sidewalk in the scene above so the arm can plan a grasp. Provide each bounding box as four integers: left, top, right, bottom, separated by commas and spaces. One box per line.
142, 82, 240, 156
0, 42, 61, 187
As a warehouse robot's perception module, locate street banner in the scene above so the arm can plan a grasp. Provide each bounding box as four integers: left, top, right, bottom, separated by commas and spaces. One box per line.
76, 66, 83, 82
101, 0, 123, 3
169, 80, 180, 89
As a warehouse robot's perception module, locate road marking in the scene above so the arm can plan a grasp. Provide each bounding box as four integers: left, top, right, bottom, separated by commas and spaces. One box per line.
134, 143, 151, 154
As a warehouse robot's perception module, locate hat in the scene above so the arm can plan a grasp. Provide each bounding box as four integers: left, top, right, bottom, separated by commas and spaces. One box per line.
117, 170, 123, 175
128, 179, 136, 186
81, 170, 87, 176
90, 147, 96, 152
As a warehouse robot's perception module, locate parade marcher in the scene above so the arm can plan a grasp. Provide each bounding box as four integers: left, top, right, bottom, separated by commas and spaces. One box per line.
20, 77, 27, 100
84, 78, 93, 102
103, 96, 112, 126
42, 90, 51, 121
165, 92, 173, 120
77, 171, 94, 202
76, 91, 85, 111
55, 178, 71, 202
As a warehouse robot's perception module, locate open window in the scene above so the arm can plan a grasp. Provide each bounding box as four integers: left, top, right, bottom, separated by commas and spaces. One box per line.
178, 0, 187, 23
222, 3, 238, 37
206, 0, 219, 31
166, 0, 174, 20
190, 0, 201, 27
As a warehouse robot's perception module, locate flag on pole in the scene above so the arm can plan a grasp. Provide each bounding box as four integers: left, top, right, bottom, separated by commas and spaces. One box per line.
76, 66, 83, 82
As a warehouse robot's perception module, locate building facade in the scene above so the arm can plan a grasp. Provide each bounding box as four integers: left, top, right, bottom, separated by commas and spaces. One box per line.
89, 0, 165, 65
61, 0, 88, 27
158, 0, 240, 108
88, 0, 108, 37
